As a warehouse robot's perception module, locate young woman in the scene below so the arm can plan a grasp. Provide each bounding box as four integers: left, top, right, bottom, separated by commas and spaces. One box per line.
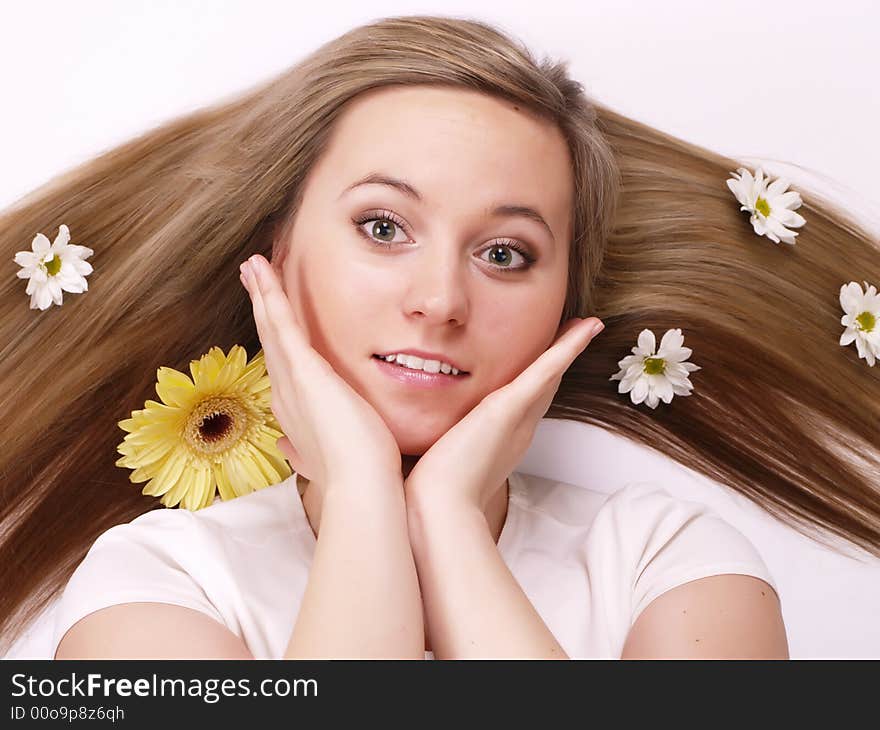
1, 15, 876, 659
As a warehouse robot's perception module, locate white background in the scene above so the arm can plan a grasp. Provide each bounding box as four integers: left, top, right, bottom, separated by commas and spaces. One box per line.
3, 0, 878, 225
3, 1, 878, 658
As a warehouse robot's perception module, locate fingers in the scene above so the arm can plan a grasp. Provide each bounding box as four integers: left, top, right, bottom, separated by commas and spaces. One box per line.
276, 435, 306, 476
512, 317, 603, 400
242, 256, 306, 357
241, 257, 288, 392
243, 255, 322, 383
552, 317, 603, 364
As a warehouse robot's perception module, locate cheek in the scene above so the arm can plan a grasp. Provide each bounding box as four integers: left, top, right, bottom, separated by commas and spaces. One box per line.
279, 243, 368, 365
476, 292, 562, 388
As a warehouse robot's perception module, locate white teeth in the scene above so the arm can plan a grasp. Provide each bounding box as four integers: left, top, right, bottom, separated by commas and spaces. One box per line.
381, 353, 464, 375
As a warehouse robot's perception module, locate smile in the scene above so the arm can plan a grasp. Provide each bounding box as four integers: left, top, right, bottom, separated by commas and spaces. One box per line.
372, 355, 470, 389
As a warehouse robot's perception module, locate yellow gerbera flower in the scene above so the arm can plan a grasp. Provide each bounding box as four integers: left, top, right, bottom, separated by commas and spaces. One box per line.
116, 345, 292, 510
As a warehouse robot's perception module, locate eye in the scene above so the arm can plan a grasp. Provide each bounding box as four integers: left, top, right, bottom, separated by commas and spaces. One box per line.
478, 240, 536, 274
352, 209, 410, 245
350, 210, 537, 274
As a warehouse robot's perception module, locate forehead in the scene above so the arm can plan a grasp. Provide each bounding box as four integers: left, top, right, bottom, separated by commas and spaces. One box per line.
317, 85, 573, 238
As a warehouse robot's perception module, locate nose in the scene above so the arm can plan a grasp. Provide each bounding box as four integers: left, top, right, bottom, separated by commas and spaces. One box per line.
402, 241, 469, 326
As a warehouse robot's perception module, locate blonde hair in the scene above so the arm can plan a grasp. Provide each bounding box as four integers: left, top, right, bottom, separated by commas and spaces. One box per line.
1, 14, 878, 653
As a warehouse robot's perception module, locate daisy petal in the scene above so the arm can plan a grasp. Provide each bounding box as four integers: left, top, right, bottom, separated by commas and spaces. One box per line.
765, 176, 791, 198
774, 209, 806, 228
52, 224, 71, 249
631, 377, 649, 404
657, 328, 684, 355
840, 282, 864, 313
636, 329, 656, 355
771, 190, 803, 210
31, 233, 51, 257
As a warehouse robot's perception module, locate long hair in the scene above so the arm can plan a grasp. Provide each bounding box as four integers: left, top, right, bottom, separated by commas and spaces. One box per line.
1, 14, 877, 653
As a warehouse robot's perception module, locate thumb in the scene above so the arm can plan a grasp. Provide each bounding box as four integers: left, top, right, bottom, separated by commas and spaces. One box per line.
276, 436, 304, 474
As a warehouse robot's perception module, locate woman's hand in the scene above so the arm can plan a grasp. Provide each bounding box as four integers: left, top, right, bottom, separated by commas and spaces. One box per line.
403, 317, 605, 515
240, 254, 403, 492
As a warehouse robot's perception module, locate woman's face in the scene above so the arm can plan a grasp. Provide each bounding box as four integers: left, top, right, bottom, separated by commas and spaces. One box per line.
275, 85, 574, 458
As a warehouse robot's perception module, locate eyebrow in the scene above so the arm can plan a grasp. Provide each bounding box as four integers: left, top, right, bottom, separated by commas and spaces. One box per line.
338, 172, 556, 242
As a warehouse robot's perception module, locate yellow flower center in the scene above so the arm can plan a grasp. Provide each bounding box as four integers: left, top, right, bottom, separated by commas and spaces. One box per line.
755, 197, 771, 217
643, 356, 666, 375
856, 310, 876, 332
44, 254, 62, 276
183, 395, 250, 456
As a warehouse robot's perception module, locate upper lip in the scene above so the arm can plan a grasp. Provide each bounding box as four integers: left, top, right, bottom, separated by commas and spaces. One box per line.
374, 349, 470, 373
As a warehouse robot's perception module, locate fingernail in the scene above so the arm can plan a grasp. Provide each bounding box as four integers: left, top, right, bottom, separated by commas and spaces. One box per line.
591, 320, 605, 337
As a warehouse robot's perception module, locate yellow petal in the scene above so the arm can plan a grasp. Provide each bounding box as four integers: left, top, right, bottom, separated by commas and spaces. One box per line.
125, 434, 176, 468
189, 358, 201, 384
161, 470, 195, 508
224, 453, 255, 498
243, 451, 271, 489
182, 468, 212, 511
121, 420, 181, 446
214, 461, 238, 502
155, 367, 196, 407
216, 346, 248, 391
129, 464, 158, 483
195, 349, 224, 389
244, 439, 286, 485
156, 366, 195, 392
149, 449, 188, 493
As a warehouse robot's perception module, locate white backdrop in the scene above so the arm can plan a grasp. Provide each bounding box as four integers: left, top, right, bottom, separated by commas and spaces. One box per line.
2, 0, 878, 659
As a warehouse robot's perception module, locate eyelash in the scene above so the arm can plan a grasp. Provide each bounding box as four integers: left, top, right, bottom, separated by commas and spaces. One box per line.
351, 209, 537, 273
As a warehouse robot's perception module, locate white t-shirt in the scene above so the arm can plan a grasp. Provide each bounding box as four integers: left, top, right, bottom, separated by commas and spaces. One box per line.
49, 470, 779, 659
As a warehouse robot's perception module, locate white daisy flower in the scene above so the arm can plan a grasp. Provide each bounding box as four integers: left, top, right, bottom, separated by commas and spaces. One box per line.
839, 280, 880, 367
726, 166, 806, 245
609, 328, 701, 409
13, 225, 94, 310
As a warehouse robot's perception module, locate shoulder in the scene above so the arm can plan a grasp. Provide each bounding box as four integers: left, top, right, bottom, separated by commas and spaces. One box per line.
610, 486, 788, 658
50, 474, 300, 657
105, 472, 300, 549
76, 473, 298, 559
512, 474, 779, 626
597, 481, 780, 625
509, 470, 612, 527
509, 472, 739, 544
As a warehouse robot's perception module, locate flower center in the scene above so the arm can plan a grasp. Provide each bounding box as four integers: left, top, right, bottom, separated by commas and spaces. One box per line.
183, 395, 250, 455
201, 412, 232, 441
643, 356, 666, 375
755, 197, 771, 217
856, 310, 876, 332
44, 254, 62, 276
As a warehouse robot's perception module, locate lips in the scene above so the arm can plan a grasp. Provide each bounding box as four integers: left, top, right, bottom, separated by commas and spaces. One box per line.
372, 349, 470, 374
372, 354, 469, 388
372, 354, 470, 376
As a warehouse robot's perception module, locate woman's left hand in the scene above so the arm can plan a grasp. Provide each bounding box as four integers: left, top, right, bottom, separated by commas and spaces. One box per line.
403, 317, 605, 515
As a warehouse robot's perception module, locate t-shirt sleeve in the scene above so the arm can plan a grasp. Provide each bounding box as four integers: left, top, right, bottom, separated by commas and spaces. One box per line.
605, 482, 780, 628
50, 511, 228, 658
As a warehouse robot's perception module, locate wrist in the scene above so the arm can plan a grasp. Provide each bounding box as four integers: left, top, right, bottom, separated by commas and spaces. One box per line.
406, 491, 486, 552
323, 470, 406, 509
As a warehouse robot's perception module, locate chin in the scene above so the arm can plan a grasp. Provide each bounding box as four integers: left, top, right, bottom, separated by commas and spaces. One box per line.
378, 408, 453, 454
395, 432, 438, 458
